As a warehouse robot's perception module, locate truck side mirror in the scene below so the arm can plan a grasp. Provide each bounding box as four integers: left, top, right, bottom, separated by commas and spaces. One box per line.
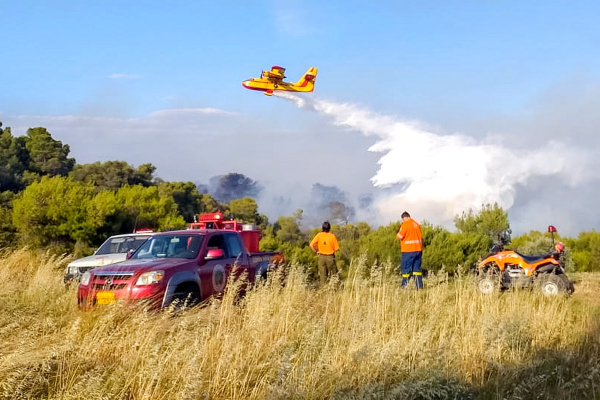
205, 248, 224, 260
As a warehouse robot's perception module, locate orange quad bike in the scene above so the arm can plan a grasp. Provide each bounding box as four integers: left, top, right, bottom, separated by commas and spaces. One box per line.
476, 225, 574, 296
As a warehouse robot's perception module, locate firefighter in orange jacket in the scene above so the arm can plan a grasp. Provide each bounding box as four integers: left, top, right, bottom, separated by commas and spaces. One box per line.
310, 221, 340, 285
396, 211, 423, 289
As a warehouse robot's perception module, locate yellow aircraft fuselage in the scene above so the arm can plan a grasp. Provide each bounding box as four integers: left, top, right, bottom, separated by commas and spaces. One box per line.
242, 66, 317, 96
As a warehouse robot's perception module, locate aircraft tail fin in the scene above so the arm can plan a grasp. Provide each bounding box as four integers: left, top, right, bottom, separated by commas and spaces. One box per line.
293, 67, 318, 92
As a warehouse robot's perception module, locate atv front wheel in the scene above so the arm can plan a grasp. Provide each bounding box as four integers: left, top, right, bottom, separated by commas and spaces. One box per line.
476, 263, 501, 294
476, 273, 500, 294
535, 274, 572, 296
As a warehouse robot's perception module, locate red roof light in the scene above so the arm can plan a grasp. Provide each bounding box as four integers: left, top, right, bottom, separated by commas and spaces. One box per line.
134, 228, 153, 233
199, 212, 223, 221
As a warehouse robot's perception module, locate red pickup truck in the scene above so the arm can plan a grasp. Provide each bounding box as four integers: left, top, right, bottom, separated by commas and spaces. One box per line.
77, 214, 284, 310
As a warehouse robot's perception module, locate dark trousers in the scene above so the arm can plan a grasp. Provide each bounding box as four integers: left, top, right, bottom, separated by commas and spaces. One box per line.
317, 254, 337, 285
401, 251, 423, 289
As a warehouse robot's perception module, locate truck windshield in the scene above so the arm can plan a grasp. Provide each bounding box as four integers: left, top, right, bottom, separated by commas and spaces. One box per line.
96, 235, 152, 255
132, 234, 204, 260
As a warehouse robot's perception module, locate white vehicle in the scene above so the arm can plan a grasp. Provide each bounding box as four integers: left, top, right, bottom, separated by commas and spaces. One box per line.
64, 232, 153, 283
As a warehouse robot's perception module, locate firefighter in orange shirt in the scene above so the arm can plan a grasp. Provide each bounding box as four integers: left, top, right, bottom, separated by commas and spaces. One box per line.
310, 221, 340, 285
396, 211, 423, 289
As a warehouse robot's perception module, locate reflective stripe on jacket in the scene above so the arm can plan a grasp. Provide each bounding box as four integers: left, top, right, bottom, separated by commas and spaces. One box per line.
397, 218, 423, 252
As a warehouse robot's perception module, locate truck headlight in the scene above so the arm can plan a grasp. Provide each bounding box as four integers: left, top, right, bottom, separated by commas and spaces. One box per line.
80, 272, 91, 286
136, 270, 164, 286
67, 266, 79, 276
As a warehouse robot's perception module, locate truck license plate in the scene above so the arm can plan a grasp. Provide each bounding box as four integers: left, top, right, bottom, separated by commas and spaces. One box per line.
96, 291, 115, 305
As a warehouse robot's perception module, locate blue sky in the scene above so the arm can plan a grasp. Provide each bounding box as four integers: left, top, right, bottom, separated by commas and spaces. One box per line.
3, 1, 598, 115
2, 1, 600, 234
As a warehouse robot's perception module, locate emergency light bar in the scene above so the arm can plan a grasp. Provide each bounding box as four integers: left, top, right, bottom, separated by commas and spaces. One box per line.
199, 212, 223, 221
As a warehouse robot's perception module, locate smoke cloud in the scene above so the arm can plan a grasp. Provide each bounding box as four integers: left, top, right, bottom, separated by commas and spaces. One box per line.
275, 92, 595, 230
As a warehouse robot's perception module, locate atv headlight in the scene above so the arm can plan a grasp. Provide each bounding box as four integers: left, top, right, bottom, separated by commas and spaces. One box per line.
67, 266, 79, 276
136, 270, 165, 286
80, 272, 91, 286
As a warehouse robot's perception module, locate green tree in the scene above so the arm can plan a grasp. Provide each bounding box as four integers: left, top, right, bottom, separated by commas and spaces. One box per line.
451, 203, 510, 267
23, 127, 75, 181
274, 209, 306, 247
115, 185, 186, 232
358, 221, 402, 268
227, 197, 268, 228
86, 189, 122, 240
356, 221, 372, 238
227, 197, 259, 223
12, 176, 98, 247
420, 223, 452, 271
564, 230, 600, 272
452, 232, 493, 271
454, 203, 509, 240
330, 222, 372, 274
259, 225, 279, 252
12, 178, 186, 249
130, 163, 157, 186
158, 181, 203, 222
199, 193, 220, 213
0, 191, 17, 248
510, 230, 557, 253
260, 210, 311, 271
0, 124, 28, 192
71, 161, 157, 191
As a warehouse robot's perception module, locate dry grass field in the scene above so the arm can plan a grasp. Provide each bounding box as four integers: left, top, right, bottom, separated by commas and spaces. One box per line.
1, 249, 599, 400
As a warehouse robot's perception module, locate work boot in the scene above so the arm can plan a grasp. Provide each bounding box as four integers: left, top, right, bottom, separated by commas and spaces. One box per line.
414, 275, 423, 290
401, 276, 409, 288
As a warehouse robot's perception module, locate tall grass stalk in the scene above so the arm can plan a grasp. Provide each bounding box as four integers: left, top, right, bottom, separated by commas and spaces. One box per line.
0, 249, 598, 399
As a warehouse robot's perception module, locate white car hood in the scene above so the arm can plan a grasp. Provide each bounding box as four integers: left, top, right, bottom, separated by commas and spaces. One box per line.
68, 254, 128, 268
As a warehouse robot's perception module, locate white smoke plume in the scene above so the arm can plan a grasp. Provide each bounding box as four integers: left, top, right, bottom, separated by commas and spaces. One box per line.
275, 92, 593, 229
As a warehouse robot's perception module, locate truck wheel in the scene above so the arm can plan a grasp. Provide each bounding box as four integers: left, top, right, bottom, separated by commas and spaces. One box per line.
476, 264, 500, 294
535, 274, 570, 296
169, 283, 201, 309
255, 262, 269, 282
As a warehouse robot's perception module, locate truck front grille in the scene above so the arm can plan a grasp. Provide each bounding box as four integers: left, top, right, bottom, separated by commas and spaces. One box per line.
91, 272, 134, 291
92, 283, 128, 290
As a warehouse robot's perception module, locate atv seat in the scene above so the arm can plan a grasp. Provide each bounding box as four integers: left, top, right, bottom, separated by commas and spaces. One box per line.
515, 251, 551, 264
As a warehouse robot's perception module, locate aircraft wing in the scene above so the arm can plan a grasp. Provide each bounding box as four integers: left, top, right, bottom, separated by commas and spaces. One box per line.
262, 71, 285, 81
264, 65, 286, 80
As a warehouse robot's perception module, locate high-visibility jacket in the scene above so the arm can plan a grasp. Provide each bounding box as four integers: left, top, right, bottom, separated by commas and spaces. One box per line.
397, 218, 423, 252
310, 232, 339, 255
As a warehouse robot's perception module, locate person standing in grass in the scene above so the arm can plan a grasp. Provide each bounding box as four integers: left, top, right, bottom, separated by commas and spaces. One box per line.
396, 211, 423, 289
310, 221, 340, 285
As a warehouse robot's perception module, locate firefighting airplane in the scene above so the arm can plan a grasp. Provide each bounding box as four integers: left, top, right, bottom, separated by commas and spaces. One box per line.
242, 66, 318, 96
